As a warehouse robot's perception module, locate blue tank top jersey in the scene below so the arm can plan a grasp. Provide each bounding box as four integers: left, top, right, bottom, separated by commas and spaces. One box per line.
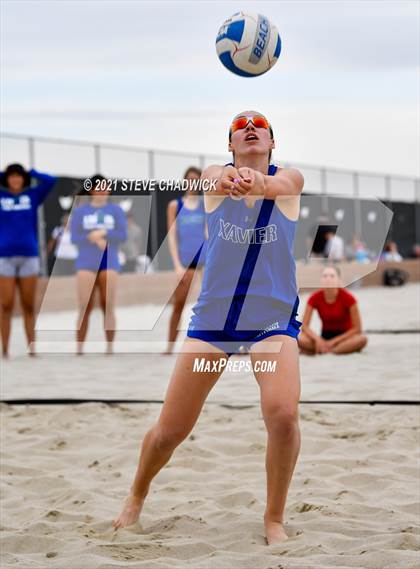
70, 202, 128, 271
0, 169, 56, 257
176, 197, 207, 267
198, 164, 298, 309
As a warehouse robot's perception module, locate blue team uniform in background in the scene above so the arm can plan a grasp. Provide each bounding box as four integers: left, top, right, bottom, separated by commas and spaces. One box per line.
70, 201, 128, 272
176, 197, 207, 269
0, 169, 56, 257
187, 164, 301, 355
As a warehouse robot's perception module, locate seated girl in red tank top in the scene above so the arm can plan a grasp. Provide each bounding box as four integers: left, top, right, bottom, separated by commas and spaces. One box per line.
298, 265, 368, 355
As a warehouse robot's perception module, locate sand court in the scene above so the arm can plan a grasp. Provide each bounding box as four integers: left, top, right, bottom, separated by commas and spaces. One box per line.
1, 403, 419, 569
1, 284, 419, 568
1, 284, 419, 403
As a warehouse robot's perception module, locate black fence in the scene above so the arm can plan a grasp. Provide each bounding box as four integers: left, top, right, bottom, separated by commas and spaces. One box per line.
42, 177, 420, 273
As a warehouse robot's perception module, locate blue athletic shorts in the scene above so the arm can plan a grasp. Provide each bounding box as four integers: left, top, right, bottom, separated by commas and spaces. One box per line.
187, 295, 301, 356
0, 256, 40, 277
75, 255, 119, 273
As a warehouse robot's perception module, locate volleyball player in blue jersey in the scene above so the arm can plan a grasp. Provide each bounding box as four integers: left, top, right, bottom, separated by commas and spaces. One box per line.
71, 179, 127, 354
0, 164, 56, 357
114, 112, 304, 545
165, 167, 206, 354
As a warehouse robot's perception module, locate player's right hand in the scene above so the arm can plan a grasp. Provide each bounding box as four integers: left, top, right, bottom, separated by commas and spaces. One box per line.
217, 165, 241, 195
232, 166, 254, 196
96, 238, 107, 251
218, 165, 252, 197
315, 337, 329, 354
88, 229, 105, 243
88, 229, 106, 243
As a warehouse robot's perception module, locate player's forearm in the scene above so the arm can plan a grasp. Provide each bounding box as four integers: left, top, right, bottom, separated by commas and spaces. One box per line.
29, 169, 57, 188
71, 232, 90, 245
203, 165, 226, 195
262, 174, 300, 200
168, 233, 182, 269
105, 227, 128, 243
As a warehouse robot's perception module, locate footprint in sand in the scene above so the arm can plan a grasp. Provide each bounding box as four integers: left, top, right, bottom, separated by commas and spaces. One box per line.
296, 502, 324, 513
49, 440, 67, 451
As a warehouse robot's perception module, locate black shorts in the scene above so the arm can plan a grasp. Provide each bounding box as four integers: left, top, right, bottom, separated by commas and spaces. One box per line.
321, 330, 344, 340
182, 249, 204, 271
184, 259, 203, 270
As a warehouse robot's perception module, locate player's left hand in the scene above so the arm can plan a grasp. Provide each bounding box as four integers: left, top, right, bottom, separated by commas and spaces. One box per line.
324, 339, 337, 352
231, 167, 254, 196
329, 335, 343, 348
88, 229, 107, 243
96, 238, 107, 251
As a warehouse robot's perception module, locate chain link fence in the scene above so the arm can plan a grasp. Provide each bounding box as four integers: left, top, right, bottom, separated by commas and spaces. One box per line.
1, 132, 419, 274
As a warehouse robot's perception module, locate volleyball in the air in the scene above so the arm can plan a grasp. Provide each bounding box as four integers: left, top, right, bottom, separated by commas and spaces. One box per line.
215, 12, 281, 77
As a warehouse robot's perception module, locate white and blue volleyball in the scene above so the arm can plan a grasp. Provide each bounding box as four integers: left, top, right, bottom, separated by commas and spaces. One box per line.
216, 12, 281, 77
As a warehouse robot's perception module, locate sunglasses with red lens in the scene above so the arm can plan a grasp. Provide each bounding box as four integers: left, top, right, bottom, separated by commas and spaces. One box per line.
230, 115, 271, 134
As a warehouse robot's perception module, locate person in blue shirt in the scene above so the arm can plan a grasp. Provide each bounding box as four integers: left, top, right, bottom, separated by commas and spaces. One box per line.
114, 112, 304, 547
165, 167, 207, 354
70, 176, 128, 355
0, 163, 56, 357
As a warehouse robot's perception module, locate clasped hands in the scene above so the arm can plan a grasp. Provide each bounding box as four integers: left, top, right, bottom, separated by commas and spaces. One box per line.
219, 165, 264, 198
88, 228, 107, 251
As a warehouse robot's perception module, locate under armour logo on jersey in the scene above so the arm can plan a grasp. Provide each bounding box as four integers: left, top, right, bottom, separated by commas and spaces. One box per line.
218, 219, 278, 244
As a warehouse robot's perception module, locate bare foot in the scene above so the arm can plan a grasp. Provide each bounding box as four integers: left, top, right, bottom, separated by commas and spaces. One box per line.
265, 518, 288, 545
113, 493, 145, 529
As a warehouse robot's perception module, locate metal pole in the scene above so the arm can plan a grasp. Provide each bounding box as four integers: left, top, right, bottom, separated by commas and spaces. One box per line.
28, 137, 35, 169
385, 175, 391, 203
353, 172, 362, 239
94, 144, 101, 173
415, 179, 420, 245
148, 150, 159, 269
320, 168, 328, 214
29, 138, 48, 277
198, 155, 205, 171
384, 176, 393, 241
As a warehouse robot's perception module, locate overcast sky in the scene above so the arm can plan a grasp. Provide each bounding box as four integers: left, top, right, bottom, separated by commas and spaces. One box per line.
1, 0, 419, 182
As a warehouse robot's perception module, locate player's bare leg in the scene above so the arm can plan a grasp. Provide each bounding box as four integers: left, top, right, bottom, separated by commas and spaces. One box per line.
75, 270, 97, 355
97, 269, 118, 354
17, 275, 37, 355
331, 333, 368, 354
113, 339, 226, 528
0, 276, 16, 357
297, 331, 316, 355
250, 335, 301, 545
164, 269, 195, 354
